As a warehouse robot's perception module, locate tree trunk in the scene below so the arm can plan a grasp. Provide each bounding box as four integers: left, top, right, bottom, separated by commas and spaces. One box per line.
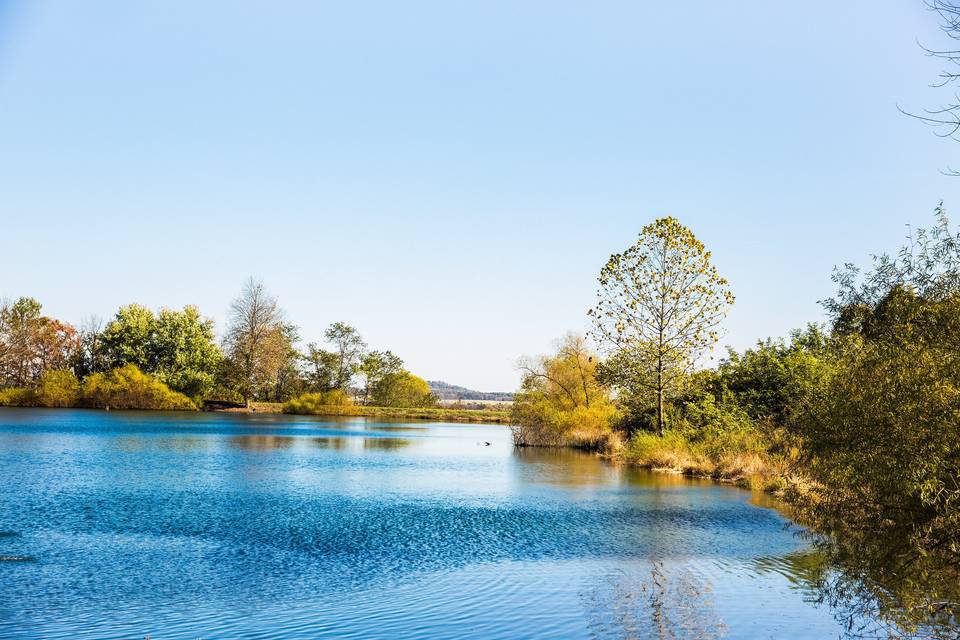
656, 362, 665, 437
657, 387, 664, 437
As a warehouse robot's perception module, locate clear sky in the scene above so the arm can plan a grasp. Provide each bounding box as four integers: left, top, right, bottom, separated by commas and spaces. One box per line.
2, 1, 960, 391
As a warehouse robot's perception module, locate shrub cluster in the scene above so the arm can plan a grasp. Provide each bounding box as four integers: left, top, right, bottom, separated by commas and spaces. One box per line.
0, 365, 196, 411
82, 364, 196, 411
283, 389, 353, 414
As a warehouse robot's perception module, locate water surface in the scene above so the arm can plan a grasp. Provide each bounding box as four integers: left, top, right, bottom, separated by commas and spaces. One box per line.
0, 408, 845, 638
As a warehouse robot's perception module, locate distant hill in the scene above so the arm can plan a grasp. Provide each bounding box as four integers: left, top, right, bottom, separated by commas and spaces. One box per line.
428, 381, 514, 402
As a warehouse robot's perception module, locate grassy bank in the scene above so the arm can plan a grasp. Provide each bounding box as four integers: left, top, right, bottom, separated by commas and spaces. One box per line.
615, 430, 799, 492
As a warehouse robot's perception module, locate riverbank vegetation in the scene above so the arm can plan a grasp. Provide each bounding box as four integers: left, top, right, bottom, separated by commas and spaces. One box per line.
511, 211, 960, 636
0, 364, 196, 410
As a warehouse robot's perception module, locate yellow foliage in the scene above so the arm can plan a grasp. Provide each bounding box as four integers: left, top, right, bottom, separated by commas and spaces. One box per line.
511, 334, 618, 448
0, 387, 38, 407
82, 364, 196, 411
283, 389, 353, 413
38, 370, 80, 407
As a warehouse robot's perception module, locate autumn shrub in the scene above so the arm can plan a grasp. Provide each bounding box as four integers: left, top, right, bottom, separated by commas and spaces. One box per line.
283, 389, 353, 414
0, 387, 38, 407
510, 335, 618, 449
81, 364, 196, 411
510, 396, 618, 449
37, 370, 80, 407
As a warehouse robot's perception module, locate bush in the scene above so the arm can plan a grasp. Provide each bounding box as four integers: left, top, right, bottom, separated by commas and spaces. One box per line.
283, 389, 353, 414
37, 370, 80, 407
370, 372, 436, 408
510, 334, 618, 448
81, 364, 196, 411
510, 394, 618, 449
0, 387, 38, 407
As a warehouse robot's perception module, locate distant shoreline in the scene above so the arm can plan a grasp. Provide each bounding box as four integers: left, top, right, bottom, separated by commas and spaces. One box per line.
216, 402, 512, 424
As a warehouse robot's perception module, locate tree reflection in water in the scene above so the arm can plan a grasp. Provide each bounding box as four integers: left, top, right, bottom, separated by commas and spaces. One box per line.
753, 540, 960, 640
584, 561, 726, 640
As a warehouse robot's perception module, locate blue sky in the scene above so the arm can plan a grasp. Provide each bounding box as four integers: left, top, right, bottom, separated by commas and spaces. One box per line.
2, 1, 959, 390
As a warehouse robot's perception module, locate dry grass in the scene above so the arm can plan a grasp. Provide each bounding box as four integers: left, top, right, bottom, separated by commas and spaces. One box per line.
621, 431, 797, 491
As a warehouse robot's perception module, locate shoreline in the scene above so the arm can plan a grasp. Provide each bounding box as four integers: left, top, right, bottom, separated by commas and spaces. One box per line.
213, 402, 512, 424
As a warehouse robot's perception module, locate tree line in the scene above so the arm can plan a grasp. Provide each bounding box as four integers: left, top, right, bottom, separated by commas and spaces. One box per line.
0, 277, 435, 411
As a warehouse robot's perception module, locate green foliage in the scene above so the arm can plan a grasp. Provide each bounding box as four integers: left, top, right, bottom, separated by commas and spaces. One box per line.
81, 364, 196, 411
101, 304, 155, 370
590, 216, 734, 435
324, 322, 366, 389
358, 350, 404, 405
302, 322, 367, 393
793, 288, 960, 554
151, 306, 222, 400
779, 211, 960, 634
302, 344, 340, 392
370, 371, 436, 408
99, 304, 222, 400
37, 369, 80, 407
716, 324, 831, 424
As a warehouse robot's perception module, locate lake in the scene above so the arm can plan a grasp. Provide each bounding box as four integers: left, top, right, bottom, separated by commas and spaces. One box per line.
0, 408, 848, 639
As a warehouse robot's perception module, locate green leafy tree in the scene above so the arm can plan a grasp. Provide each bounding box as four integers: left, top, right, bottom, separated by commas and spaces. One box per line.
99, 304, 221, 400
370, 370, 436, 408
717, 324, 830, 424
151, 306, 222, 400
302, 322, 367, 393
590, 217, 734, 436
358, 350, 404, 405
325, 322, 366, 390
302, 343, 340, 392
100, 304, 155, 371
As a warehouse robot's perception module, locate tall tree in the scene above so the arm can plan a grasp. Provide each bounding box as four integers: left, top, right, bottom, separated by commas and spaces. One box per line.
590, 217, 734, 435
152, 306, 222, 400
222, 278, 293, 405
324, 322, 366, 390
